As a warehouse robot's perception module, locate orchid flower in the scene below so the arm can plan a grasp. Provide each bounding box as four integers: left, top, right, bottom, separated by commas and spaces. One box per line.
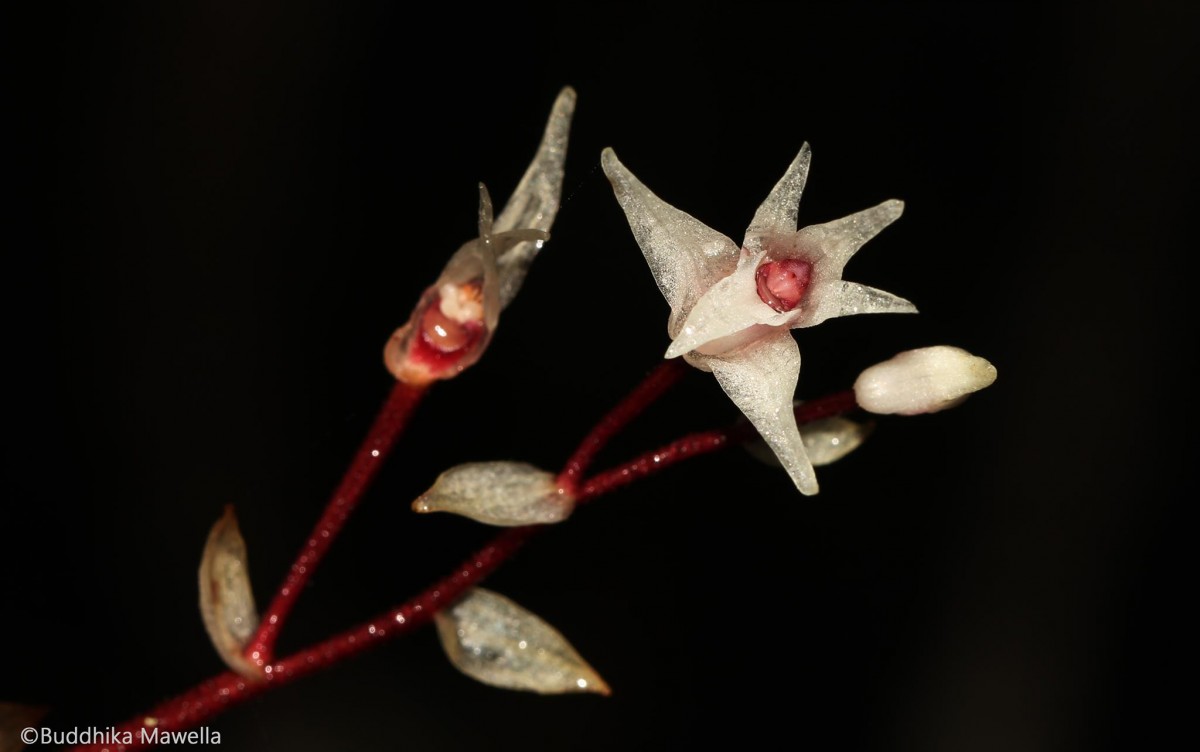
602, 144, 916, 495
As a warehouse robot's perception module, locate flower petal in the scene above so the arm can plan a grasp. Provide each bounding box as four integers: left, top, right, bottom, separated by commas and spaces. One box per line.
665, 249, 799, 358
745, 414, 872, 468
805, 280, 918, 327
602, 148, 741, 335
745, 143, 812, 242
799, 199, 905, 278
413, 461, 574, 527
435, 587, 611, 695
703, 330, 818, 495
493, 87, 577, 309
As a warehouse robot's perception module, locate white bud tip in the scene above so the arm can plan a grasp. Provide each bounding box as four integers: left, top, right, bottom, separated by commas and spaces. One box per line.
854, 346, 997, 416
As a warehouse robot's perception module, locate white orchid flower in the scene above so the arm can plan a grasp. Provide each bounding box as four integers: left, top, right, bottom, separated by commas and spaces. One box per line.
602, 144, 916, 495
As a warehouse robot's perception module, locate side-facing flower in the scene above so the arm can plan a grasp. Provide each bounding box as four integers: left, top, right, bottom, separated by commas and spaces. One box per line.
602, 144, 915, 495
385, 87, 576, 385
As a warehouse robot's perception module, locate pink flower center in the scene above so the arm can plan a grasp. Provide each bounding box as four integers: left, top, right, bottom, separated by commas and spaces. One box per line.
409, 281, 485, 372
420, 304, 480, 353
755, 258, 813, 312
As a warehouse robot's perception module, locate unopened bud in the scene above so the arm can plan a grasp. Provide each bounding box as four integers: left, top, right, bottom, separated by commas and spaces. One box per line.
854, 346, 996, 415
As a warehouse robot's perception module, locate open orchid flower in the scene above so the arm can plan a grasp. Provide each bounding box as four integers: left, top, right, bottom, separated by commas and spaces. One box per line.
385, 87, 576, 386
602, 145, 916, 495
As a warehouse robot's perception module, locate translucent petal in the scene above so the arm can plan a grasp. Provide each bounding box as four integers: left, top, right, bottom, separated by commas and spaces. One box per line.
835, 282, 917, 318
414, 462, 574, 526
435, 587, 610, 695
855, 345, 997, 415
805, 280, 918, 327
745, 415, 872, 467
800, 416, 873, 465
797, 199, 904, 276
705, 330, 818, 495
745, 143, 811, 242
471, 184, 501, 333
602, 148, 740, 336
665, 249, 800, 358
198, 506, 261, 679
494, 87, 577, 309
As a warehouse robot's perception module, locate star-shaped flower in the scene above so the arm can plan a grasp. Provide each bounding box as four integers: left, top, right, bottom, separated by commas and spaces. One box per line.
602, 144, 916, 495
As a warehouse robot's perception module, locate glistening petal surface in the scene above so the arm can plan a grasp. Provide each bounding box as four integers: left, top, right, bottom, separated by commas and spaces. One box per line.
805, 280, 918, 328
493, 86, 577, 308
798, 199, 905, 277
745, 143, 812, 241
705, 331, 818, 495
602, 148, 740, 334
435, 587, 610, 695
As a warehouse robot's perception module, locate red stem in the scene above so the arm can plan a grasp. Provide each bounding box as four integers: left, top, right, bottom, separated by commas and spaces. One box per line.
576, 389, 858, 503
69, 528, 534, 752
70, 385, 858, 751
557, 360, 686, 493
245, 380, 426, 667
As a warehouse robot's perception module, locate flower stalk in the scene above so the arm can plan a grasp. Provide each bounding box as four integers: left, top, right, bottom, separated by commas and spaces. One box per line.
43, 95, 998, 751
66, 370, 863, 751
245, 380, 426, 668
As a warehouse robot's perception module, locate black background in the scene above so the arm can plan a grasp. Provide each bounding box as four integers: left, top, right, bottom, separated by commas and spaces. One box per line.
4, 3, 1194, 750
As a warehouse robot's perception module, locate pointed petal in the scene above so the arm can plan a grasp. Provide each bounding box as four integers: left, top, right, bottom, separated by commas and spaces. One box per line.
745, 143, 811, 241
835, 282, 917, 317
477, 182, 495, 238
198, 506, 262, 679
706, 331, 818, 495
799, 199, 904, 275
436, 588, 611, 695
602, 148, 741, 334
745, 415, 873, 468
665, 249, 799, 358
494, 87, 577, 308
825, 278, 916, 321
414, 462, 574, 526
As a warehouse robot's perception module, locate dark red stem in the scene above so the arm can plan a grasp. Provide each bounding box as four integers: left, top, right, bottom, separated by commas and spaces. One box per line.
557, 360, 686, 493
69, 528, 533, 752
245, 380, 426, 667
576, 390, 858, 503
70, 384, 858, 751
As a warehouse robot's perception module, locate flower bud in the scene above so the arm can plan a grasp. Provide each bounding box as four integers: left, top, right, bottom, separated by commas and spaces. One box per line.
384, 87, 575, 385
436, 587, 610, 696
198, 506, 262, 679
413, 461, 574, 526
854, 346, 996, 415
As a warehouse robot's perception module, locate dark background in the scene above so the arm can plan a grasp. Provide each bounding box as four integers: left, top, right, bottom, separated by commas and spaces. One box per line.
4, 3, 1194, 750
